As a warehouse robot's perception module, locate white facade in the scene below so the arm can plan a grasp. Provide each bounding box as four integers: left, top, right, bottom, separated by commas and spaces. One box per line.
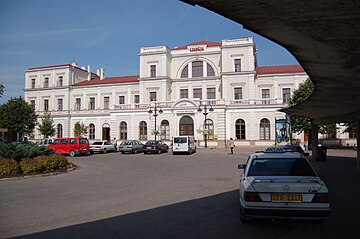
24, 37, 311, 147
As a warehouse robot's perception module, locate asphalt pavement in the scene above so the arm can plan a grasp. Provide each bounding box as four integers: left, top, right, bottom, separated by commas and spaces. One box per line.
0, 147, 359, 239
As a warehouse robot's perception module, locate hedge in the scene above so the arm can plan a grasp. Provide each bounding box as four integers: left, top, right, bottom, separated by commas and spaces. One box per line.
0, 144, 54, 162
0, 159, 21, 177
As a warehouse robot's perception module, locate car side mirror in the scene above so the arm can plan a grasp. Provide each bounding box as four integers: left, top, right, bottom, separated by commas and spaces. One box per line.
238, 164, 246, 169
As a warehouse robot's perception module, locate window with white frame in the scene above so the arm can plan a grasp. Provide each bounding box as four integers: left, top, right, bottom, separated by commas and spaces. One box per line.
262, 89, 270, 104
193, 88, 202, 99
30, 100, 35, 110
89, 97, 95, 110
57, 99, 63, 111
150, 65, 156, 77
44, 99, 49, 112
75, 98, 81, 110
44, 77, 49, 88
119, 96, 125, 104
282, 88, 291, 103
31, 79, 36, 89
149, 92, 157, 102
104, 96, 110, 109
234, 59, 241, 72
234, 87, 243, 100
192, 61, 203, 77
260, 118, 270, 140
58, 76, 63, 87
180, 89, 188, 99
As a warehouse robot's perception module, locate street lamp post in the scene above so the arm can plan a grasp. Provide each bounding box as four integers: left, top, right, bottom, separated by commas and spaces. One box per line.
197, 103, 214, 148
148, 104, 163, 141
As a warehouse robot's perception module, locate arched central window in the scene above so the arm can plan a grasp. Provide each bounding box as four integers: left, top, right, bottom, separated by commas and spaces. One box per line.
89, 123, 95, 139
139, 121, 147, 140
180, 61, 215, 78
160, 120, 170, 140
179, 116, 194, 136
235, 119, 246, 140
119, 121, 127, 140
260, 118, 270, 140
204, 119, 214, 140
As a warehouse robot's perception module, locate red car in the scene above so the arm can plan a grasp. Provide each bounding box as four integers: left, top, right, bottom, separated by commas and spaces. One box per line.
48, 138, 90, 157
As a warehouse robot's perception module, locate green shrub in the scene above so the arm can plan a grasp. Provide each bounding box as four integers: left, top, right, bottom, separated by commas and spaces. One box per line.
0, 144, 54, 162
19, 154, 71, 175
0, 159, 21, 177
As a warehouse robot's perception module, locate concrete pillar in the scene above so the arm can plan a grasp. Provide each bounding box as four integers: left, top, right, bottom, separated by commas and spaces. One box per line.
311, 121, 319, 161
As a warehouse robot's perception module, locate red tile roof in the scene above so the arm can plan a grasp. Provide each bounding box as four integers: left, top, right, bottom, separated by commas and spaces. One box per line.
174, 41, 221, 50
256, 65, 305, 75
73, 75, 139, 87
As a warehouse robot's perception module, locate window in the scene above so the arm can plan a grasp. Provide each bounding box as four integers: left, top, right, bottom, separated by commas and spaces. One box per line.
235, 119, 246, 140
44, 99, 49, 112
75, 98, 81, 110
349, 128, 357, 139
207, 87, 216, 100
234, 87, 243, 100
44, 77, 49, 88
119, 121, 127, 140
160, 120, 170, 140
30, 100, 35, 110
134, 95, 140, 104
119, 96, 125, 104
60, 139, 68, 144
57, 99, 63, 111
282, 88, 291, 103
192, 61, 203, 77
89, 123, 95, 139
58, 76, 63, 87
181, 65, 188, 78
234, 59, 241, 72
89, 97, 95, 110
150, 65, 156, 77
262, 89, 270, 104
193, 88, 202, 99
31, 79, 36, 89
149, 92, 157, 102
57, 124, 63, 138
180, 89, 188, 99
139, 121, 147, 140
260, 118, 270, 140
207, 63, 215, 76
104, 96, 110, 109
204, 119, 214, 140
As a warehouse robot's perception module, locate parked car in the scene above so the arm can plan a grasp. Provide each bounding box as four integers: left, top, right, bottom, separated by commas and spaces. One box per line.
237, 147, 331, 223
38, 138, 56, 147
118, 140, 144, 154
266, 145, 309, 156
48, 138, 90, 157
90, 140, 116, 154
143, 140, 169, 154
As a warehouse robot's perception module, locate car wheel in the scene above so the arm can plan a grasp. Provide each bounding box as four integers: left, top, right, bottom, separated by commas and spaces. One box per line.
121, 152, 125, 154
69, 150, 76, 157
103, 148, 107, 154
90, 150, 94, 155
134, 149, 138, 154
158, 149, 162, 154
240, 207, 252, 223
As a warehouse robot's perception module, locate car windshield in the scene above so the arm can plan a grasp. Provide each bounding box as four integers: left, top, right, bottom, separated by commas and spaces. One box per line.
174, 137, 187, 143
248, 158, 316, 177
92, 142, 103, 145
121, 141, 133, 145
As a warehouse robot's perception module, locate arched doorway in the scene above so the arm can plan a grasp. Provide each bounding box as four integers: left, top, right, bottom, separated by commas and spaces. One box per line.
102, 123, 110, 141
179, 116, 194, 136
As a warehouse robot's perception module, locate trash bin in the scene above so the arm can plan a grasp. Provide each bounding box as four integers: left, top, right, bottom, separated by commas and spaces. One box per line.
317, 146, 327, 162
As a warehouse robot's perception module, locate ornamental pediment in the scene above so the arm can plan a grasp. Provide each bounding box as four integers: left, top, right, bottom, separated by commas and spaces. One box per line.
172, 99, 199, 108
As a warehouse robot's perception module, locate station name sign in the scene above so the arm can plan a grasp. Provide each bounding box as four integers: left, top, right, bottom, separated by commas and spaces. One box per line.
188, 46, 205, 52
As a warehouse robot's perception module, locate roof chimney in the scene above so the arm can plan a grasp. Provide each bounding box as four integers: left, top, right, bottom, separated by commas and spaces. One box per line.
87, 65, 91, 81
100, 68, 105, 80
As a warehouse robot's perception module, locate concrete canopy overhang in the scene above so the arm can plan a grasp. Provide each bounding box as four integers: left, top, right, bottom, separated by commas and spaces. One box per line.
182, 0, 360, 124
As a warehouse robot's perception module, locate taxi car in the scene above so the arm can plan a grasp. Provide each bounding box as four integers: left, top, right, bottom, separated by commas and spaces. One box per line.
238, 147, 331, 223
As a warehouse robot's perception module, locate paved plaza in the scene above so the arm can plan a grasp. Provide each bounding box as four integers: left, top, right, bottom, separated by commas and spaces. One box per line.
0, 147, 359, 239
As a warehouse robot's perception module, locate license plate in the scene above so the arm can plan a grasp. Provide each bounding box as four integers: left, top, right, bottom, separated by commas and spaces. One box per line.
271, 194, 302, 202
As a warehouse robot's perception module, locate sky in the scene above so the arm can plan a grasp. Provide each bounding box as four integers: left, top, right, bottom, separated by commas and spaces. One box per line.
0, 0, 298, 104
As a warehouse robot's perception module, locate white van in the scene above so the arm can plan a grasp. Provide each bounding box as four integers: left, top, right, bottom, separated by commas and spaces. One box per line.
172, 136, 196, 155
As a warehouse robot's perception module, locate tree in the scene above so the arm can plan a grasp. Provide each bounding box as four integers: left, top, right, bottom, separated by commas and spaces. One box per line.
0, 97, 37, 141
288, 78, 337, 138
73, 121, 87, 137
37, 113, 55, 138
